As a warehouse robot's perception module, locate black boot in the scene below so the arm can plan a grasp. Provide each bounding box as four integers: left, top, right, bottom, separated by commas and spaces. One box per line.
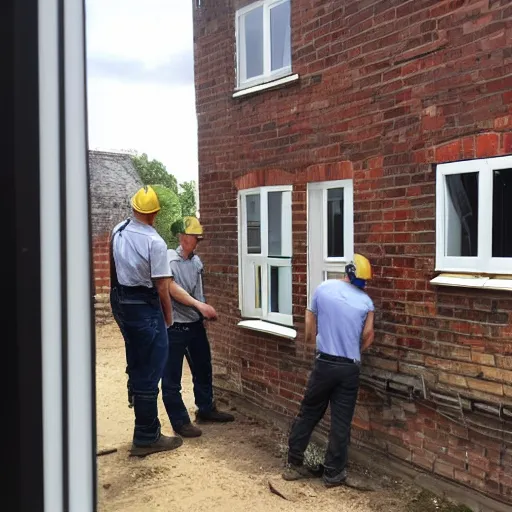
175, 422, 202, 438
130, 434, 183, 457
196, 406, 235, 423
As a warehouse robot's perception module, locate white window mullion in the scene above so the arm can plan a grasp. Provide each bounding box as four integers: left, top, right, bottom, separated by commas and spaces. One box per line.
479, 163, 493, 273
263, 2, 271, 76
261, 189, 269, 257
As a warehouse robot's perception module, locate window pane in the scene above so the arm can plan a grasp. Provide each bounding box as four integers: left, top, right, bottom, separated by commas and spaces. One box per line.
255, 265, 262, 309
445, 173, 478, 257
268, 191, 282, 256
492, 168, 512, 257
246, 194, 261, 254
327, 188, 344, 257
269, 265, 292, 315
324, 271, 345, 281
243, 6, 264, 79
270, 0, 291, 71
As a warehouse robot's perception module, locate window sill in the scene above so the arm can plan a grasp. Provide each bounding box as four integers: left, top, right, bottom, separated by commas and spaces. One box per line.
237, 319, 297, 339
430, 274, 512, 291
233, 74, 299, 99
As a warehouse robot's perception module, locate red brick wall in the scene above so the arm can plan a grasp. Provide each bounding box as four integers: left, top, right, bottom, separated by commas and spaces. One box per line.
194, 0, 512, 503
93, 234, 111, 295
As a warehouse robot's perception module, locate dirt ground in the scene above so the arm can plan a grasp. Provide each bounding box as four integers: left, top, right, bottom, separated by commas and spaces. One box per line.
96, 323, 470, 512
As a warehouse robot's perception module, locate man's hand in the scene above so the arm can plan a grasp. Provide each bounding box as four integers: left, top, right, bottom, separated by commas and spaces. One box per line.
197, 302, 217, 320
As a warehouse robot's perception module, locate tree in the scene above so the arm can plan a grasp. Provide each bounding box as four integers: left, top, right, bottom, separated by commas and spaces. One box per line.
131, 153, 178, 194
152, 185, 182, 248
179, 181, 197, 217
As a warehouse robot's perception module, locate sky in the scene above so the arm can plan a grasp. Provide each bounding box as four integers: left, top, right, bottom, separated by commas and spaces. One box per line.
85, 0, 197, 184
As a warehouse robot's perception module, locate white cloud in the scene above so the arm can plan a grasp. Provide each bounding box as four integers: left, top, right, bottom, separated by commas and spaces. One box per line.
85, 0, 197, 184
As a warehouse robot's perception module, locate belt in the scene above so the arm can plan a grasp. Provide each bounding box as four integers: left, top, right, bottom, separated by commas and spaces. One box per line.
316, 351, 360, 365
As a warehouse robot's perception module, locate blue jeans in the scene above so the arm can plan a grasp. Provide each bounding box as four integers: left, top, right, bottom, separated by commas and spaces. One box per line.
110, 286, 168, 445
288, 355, 360, 481
162, 321, 214, 429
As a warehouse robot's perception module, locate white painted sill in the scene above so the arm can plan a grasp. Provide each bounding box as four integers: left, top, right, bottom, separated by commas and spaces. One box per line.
233, 74, 300, 99
237, 319, 297, 339
430, 274, 512, 291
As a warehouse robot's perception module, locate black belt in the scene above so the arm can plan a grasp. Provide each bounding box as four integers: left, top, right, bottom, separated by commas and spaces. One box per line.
316, 351, 359, 364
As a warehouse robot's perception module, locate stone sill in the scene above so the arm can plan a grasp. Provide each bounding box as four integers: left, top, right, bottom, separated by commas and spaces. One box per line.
430, 274, 512, 291
237, 319, 297, 340
233, 74, 300, 99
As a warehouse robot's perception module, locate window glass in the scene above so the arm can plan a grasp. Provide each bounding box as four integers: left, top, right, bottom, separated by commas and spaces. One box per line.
492, 168, 512, 258
327, 188, 344, 257
243, 6, 264, 79
246, 194, 261, 254
445, 173, 478, 257
268, 191, 282, 256
270, 0, 291, 71
269, 265, 292, 315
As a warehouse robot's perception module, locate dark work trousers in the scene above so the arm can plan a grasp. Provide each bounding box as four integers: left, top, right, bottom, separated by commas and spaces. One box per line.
161, 320, 214, 429
110, 285, 168, 446
288, 353, 360, 481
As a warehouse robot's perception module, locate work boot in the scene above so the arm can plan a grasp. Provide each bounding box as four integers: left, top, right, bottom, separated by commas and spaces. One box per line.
282, 462, 324, 481
323, 469, 348, 488
196, 406, 235, 423
129, 434, 183, 457
174, 422, 202, 438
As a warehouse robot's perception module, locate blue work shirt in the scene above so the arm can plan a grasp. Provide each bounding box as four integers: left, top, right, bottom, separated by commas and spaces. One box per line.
309, 280, 374, 362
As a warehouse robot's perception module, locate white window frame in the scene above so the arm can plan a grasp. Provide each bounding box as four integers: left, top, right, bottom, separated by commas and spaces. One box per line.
238, 185, 293, 327
436, 155, 512, 275
235, 0, 292, 90
307, 180, 354, 304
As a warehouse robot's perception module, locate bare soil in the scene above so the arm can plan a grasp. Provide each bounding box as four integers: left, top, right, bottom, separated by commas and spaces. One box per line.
96, 323, 471, 512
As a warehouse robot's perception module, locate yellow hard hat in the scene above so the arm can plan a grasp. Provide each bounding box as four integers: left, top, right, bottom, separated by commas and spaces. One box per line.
183, 217, 204, 238
131, 186, 161, 214
345, 253, 372, 288
170, 216, 204, 238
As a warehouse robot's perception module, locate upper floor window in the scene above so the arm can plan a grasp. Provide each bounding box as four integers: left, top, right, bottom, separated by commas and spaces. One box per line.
307, 180, 354, 303
436, 155, 512, 274
239, 186, 293, 326
235, 0, 291, 90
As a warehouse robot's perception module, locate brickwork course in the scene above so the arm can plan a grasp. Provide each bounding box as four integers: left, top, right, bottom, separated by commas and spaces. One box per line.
193, 0, 512, 506
89, 150, 142, 319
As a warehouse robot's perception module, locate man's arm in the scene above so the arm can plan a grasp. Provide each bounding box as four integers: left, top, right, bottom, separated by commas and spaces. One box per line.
155, 278, 173, 327
361, 311, 375, 352
169, 280, 217, 319
305, 309, 317, 345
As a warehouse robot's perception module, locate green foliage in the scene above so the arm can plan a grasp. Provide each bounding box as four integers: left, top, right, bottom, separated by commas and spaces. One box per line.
131, 153, 178, 194
131, 153, 198, 247
170, 218, 185, 237
179, 180, 197, 217
152, 185, 182, 249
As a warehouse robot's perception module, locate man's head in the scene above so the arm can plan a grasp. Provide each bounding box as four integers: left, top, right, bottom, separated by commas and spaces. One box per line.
344, 254, 372, 290
171, 216, 204, 254
131, 185, 161, 225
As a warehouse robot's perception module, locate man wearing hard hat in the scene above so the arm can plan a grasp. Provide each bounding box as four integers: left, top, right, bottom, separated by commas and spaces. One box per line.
110, 185, 182, 457
283, 254, 375, 487
161, 216, 235, 438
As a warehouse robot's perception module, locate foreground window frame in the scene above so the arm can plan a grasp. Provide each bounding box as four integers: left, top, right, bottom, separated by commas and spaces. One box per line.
238, 185, 293, 327
235, 0, 292, 90
307, 179, 354, 304
436, 155, 512, 275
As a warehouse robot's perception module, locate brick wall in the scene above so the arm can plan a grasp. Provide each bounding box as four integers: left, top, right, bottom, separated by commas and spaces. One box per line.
194, 0, 512, 504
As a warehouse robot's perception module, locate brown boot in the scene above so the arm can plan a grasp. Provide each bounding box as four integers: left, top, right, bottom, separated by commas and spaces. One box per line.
129, 434, 183, 457
175, 423, 202, 438
196, 406, 235, 423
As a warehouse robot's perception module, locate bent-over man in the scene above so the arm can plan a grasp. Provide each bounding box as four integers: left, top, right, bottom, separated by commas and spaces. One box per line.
283, 254, 375, 487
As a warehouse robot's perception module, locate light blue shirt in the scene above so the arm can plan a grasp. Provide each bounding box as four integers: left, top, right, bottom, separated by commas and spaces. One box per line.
112, 218, 171, 288
310, 280, 374, 361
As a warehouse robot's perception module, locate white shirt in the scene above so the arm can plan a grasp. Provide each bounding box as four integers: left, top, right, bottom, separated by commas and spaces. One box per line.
112, 218, 171, 288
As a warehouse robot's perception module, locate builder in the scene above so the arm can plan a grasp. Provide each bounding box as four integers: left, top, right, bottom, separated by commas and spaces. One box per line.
162, 216, 235, 437
110, 185, 183, 457
283, 254, 375, 487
